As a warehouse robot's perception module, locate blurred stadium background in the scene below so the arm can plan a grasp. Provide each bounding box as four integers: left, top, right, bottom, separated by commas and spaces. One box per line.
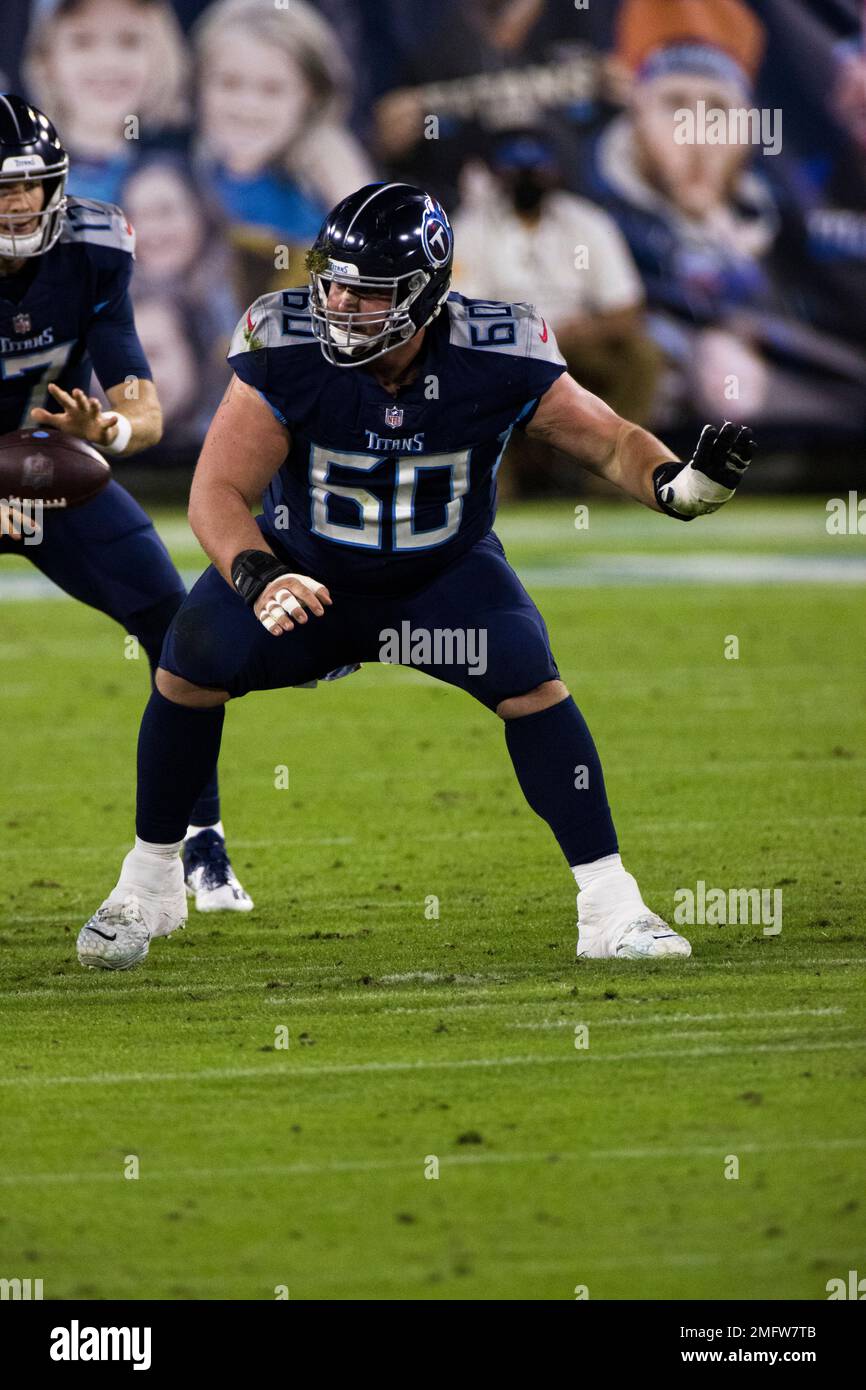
2, 0, 865, 494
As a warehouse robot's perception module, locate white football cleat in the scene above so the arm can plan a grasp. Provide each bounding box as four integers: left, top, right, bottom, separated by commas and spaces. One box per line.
577, 910, 692, 961
77, 898, 151, 971
183, 829, 253, 913
77, 854, 187, 970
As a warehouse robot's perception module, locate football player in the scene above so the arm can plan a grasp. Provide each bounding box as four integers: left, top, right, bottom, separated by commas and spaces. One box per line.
79, 181, 754, 970
0, 94, 252, 923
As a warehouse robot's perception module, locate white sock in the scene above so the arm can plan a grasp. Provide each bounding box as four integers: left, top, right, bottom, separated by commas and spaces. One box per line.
185, 820, 224, 840
134, 836, 183, 861
112, 837, 183, 898
571, 853, 645, 935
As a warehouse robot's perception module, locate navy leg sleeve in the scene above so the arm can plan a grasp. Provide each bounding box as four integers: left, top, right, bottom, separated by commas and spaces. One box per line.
126, 595, 221, 829
136, 690, 225, 844
504, 696, 618, 865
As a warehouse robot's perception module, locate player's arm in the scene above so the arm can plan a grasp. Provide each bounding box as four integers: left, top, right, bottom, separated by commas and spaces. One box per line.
33, 225, 164, 455
188, 374, 331, 634
105, 377, 161, 452
30, 377, 161, 457
526, 372, 754, 518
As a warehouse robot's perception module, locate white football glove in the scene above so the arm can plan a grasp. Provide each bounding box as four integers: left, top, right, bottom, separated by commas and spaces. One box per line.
653, 422, 755, 520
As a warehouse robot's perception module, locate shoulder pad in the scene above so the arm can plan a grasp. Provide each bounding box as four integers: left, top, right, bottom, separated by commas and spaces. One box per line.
228, 288, 316, 357
62, 197, 136, 255
446, 295, 565, 366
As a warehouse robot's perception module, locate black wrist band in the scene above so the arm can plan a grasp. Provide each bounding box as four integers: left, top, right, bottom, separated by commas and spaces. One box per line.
652, 460, 693, 521
231, 549, 289, 606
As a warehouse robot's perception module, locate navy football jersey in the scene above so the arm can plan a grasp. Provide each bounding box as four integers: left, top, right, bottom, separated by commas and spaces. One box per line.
227, 289, 567, 594
0, 196, 151, 434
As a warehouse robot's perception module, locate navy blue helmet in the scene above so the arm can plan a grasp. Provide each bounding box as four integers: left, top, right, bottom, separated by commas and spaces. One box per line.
307, 182, 454, 367
0, 94, 68, 258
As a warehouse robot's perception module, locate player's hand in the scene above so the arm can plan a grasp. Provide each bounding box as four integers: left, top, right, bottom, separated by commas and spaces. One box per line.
653, 422, 755, 520
254, 573, 332, 635
1, 498, 35, 542
31, 384, 122, 449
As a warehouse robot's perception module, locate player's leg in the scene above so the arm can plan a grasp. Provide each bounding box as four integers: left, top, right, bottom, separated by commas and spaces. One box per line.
25, 483, 251, 910
499, 686, 688, 958
124, 589, 252, 913
78, 560, 364, 969
397, 533, 690, 960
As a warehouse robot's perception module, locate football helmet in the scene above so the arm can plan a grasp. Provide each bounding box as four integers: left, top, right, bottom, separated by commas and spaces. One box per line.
0, 94, 69, 259
307, 182, 453, 367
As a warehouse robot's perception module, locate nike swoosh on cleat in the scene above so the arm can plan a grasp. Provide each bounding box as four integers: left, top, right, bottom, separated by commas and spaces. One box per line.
86, 927, 117, 941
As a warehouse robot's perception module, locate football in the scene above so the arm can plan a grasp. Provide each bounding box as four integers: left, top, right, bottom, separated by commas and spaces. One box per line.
0, 428, 111, 510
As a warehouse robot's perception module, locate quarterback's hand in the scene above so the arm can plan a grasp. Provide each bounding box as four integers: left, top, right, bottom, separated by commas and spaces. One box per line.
0, 498, 37, 542
31, 384, 122, 448
254, 573, 332, 635
653, 422, 754, 520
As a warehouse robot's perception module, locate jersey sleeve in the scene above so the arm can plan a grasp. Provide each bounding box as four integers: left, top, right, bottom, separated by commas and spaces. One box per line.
227, 296, 272, 391
227, 291, 320, 428
512, 302, 567, 425
84, 236, 152, 386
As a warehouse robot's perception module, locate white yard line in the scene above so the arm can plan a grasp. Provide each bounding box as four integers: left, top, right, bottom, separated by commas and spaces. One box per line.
1, 969, 865, 1006
506, 1006, 845, 1029
0, 1136, 863, 1187
1, 1037, 864, 1089
496, 511, 843, 544
1, 807, 864, 860
146, 509, 843, 548
2, 552, 864, 602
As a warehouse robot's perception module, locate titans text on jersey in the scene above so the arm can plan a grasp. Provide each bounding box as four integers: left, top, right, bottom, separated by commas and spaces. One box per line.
226, 288, 567, 595
0, 194, 150, 432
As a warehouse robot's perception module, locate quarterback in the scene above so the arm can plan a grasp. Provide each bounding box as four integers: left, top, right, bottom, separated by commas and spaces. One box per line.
0, 94, 251, 927
78, 181, 753, 970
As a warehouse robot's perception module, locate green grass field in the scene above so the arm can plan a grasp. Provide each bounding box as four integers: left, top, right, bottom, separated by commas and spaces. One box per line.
1, 495, 864, 1300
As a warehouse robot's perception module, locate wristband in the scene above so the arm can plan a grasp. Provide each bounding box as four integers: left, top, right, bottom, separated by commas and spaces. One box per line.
654, 458, 736, 520
231, 549, 290, 606
652, 460, 693, 521
96, 412, 132, 455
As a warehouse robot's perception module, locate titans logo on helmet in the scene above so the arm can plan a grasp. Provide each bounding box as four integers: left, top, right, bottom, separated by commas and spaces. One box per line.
421, 197, 452, 268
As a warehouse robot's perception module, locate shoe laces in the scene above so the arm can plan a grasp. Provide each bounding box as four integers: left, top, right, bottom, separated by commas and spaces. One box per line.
95, 897, 143, 928
627, 911, 671, 933
185, 830, 232, 891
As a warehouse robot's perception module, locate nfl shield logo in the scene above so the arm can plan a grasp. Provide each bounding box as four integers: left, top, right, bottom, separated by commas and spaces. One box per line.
12, 313, 31, 335
384, 405, 404, 428
22, 452, 54, 488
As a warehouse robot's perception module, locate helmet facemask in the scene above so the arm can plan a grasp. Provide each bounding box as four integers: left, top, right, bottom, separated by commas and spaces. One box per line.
307, 251, 442, 367
0, 156, 69, 259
